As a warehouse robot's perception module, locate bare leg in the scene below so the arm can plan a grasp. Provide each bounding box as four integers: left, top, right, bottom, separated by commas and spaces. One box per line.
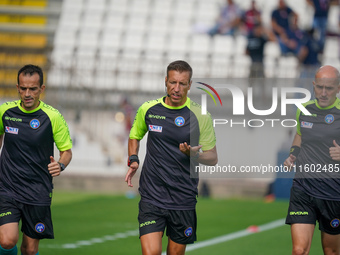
321, 231, 340, 255
140, 231, 163, 255
166, 238, 186, 255
0, 223, 19, 249
20, 234, 39, 255
291, 223, 315, 255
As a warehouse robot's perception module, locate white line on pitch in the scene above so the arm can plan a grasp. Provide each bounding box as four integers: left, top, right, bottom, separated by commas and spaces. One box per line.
41, 229, 139, 249
161, 218, 285, 254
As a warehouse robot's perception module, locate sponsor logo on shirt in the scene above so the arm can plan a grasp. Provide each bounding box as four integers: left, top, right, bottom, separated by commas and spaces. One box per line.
5, 126, 19, 134
4, 116, 22, 122
174, 116, 185, 127
149, 125, 162, 132
184, 227, 193, 237
148, 114, 166, 120
324, 114, 334, 124
330, 218, 340, 228
301, 121, 313, 129
35, 223, 45, 233
30, 119, 40, 129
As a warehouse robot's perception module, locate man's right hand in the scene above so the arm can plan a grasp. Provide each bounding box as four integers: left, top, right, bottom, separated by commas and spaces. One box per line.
284, 154, 296, 171
125, 162, 139, 187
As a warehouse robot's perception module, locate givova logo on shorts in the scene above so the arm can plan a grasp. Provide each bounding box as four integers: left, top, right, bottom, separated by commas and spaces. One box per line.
289, 211, 308, 216
0, 211, 11, 218
140, 220, 156, 228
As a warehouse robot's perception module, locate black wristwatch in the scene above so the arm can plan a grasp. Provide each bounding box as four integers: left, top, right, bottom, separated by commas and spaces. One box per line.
58, 162, 66, 171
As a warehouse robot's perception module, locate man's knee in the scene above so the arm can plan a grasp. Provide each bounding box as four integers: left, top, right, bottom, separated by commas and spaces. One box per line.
20, 244, 39, 255
167, 238, 186, 255
0, 236, 18, 250
323, 247, 339, 255
292, 246, 309, 255
140, 232, 163, 255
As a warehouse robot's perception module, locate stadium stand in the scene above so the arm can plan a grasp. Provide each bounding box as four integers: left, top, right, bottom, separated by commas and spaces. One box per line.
48, 0, 339, 90
1, 0, 340, 196
0, 0, 60, 97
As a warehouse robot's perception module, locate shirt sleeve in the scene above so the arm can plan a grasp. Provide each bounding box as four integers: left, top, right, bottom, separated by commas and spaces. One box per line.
296, 107, 302, 136
0, 101, 19, 135
50, 110, 73, 151
0, 104, 4, 135
129, 103, 148, 140
198, 112, 216, 151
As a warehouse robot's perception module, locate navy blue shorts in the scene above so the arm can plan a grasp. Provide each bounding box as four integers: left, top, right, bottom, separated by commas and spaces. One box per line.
0, 195, 54, 239
138, 200, 197, 244
286, 187, 340, 235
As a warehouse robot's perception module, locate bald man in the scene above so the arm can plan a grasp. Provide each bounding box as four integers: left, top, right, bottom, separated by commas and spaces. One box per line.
284, 65, 340, 255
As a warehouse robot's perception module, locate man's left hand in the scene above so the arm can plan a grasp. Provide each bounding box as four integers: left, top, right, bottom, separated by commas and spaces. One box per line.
329, 140, 340, 161
179, 142, 202, 157
48, 156, 62, 177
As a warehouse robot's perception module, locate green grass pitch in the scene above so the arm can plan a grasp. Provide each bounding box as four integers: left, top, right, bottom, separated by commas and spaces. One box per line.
17, 191, 323, 255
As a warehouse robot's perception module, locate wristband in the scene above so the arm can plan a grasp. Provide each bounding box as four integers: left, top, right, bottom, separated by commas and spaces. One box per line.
128, 154, 139, 166
290, 146, 300, 157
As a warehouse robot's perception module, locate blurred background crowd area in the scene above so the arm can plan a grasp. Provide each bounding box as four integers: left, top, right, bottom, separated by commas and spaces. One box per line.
0, 0, 339, 197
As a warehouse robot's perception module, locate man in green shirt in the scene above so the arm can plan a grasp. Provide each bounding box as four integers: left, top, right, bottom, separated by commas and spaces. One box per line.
0, 64, 73, 255
125, 60, 218, 255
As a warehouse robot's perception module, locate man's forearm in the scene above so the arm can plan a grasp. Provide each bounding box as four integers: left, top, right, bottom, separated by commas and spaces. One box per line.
197, 146, 218, 166
59, 149, 72, 167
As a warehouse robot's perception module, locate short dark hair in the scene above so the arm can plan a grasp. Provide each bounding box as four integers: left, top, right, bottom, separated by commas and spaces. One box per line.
17, 64, 44, 87
166, 60, 193, 81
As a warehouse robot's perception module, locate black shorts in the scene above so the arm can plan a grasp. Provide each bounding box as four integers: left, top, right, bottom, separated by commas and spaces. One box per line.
286, 187, 340, 235
138, 200, 197, 244
0, 195, 54, 239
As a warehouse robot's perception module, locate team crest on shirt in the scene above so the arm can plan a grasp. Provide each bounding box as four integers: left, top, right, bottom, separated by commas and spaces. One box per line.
301, 121, 313, 129
149, 125, 162, 132
5, 126, 18, 134
330, 219, 340, 228
30, 119, 40, 129
35, 223, 45, 233
324, 114, 334, 124
184, 227, 193, 237
174, 116, 185, 127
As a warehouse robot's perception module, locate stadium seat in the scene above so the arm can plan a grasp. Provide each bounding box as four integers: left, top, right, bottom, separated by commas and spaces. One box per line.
211, 35, 235, 58
120, 33, 145, 59
81, 11, 104, 30
231, 54, 251, 78
167, 35, 190, 59
130, 0, 150, 15
264, 41, 281, 59
125, 15, 148, 34
189, 34, 212, 58
61, 0, 84, 12
84, 0, 106, 12
94, 71, 116, 89
148, 16, 170, 36
210, 56, 232, 78
144, 34, 167, 58
151, 0, 173, 17
264, 55, 277, 78
140, 72, 164, 92
277, 56, 299, 78
323, 37, 339, 60
99, 29, 122, 54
